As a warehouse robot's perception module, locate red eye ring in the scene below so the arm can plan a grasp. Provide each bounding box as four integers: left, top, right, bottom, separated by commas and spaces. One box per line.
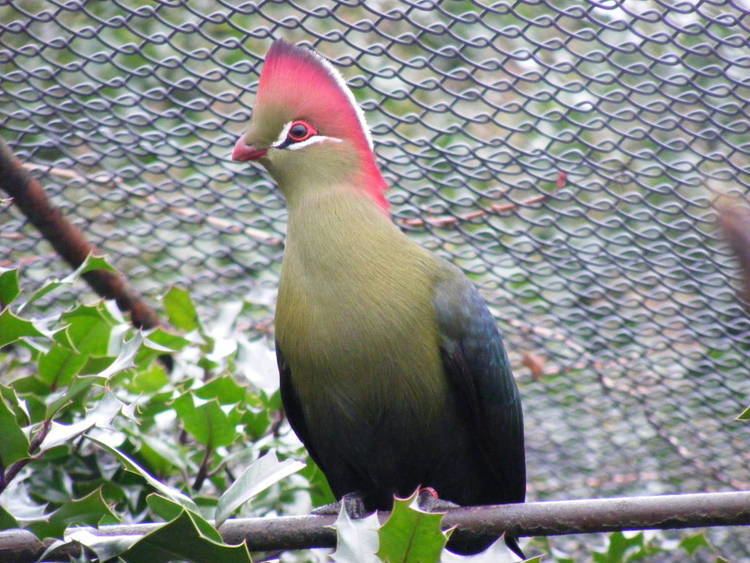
287, 120, 317, 143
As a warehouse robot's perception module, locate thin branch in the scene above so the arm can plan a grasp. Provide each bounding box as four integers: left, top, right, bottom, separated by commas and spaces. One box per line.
0, 141, 162, 332
192, 445, 213, 491
716, 196, 750, 310
144, 196, 284, 247
0, 419, 52, 494
398, 172, 567, 229
1, 490, 749, 561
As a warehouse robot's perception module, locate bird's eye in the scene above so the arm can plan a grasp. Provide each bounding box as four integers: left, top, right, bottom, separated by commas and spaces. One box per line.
287, 120, 316, 143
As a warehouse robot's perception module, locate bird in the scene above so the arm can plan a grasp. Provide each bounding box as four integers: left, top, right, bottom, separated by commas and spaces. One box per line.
232, 39, 526, 557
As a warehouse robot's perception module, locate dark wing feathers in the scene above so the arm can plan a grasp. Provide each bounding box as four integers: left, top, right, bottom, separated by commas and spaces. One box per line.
275, 343, 325, 470
434, 273, 526, 503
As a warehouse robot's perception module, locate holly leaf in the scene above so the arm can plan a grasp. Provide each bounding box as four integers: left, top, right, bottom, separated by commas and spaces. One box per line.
442, 535, 528, 562
147, 493, 184, 522
95, 332, 142, 381
64, 528, 140, 562
163, 287, 200, 332
127, 362, 169, 394
215, 451, 305, 526
195, 376, 247, 405
377, 492, 449, 563
38, 344, 88, 389
86, 434, 198, 513
57, 304, 115, 355
0, 308, 45, 347
0, 504, 19, 531
173, 394, 238, 448
0, 395, 30, 466
74, 254, 117, 277
332, 502, 380, 563
679, 532, 711, 556
27, 488, 118, 539
0, 268, 20, 305
118, 510, 252, 563
39, 393, 123, 453
20, 254, 116, 311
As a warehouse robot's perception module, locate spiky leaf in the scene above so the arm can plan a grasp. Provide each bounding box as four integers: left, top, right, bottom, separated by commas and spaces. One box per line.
0, 268, 20, 305
173, 394, 237, 448
118, 510, 252, 563
0, 395, 29, 465
215, 451, 305, 526
27, 488, 118, 539
0, 308, 44, 347
38, 345, 88, 389
377, 492, 449, 563
163, 287, 200, 332
332, 503, 380, 563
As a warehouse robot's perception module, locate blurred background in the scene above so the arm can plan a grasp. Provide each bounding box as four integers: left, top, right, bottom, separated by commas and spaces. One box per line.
2, 0, 750, 558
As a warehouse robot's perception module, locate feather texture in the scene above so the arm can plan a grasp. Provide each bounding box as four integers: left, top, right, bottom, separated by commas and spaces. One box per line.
275, 187, 525, 511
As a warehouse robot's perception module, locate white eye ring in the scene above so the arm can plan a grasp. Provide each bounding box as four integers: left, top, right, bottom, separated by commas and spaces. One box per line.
272, 122, 293, 148
286, 136, 342, 151
271, 120, 341, 150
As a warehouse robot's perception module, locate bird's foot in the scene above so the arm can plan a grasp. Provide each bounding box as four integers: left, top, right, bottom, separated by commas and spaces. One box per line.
311, 501, 339, 515
311, 492, 370, 519
416, 487, 459, 512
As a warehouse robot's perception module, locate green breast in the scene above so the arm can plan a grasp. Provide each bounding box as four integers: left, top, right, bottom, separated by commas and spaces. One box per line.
275, 188, 449, 430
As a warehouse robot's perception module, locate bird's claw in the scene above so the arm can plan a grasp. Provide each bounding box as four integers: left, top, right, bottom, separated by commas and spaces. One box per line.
311, 492, 370, 518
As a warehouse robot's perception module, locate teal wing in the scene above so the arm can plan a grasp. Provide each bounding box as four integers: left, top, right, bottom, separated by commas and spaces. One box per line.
433, 272, 526, 503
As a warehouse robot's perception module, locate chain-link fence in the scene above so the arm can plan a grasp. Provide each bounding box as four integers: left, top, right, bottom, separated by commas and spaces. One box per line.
2, 0, 750, 558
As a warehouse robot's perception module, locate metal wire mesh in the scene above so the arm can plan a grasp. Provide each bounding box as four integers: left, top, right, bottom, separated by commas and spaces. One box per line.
2, 0, 750, 557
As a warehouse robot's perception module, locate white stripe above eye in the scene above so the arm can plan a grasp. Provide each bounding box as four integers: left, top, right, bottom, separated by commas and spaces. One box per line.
272, 121, 293, 148
286, 135, 342, 151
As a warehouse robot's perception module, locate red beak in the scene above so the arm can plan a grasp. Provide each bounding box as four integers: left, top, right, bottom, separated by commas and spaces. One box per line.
232, 138, 268, 161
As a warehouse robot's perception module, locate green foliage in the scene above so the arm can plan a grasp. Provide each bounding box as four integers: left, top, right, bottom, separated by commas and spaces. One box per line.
531, 531, 719, 562
118, 510, 253, 563
0, 268, 20, 305
0, 262, 730, 561
0, 308, 45, 347
377, 493, 449, 563
27, 488, 117, 539
0, 261, 309, 561
215, 451, 305, 527
332, 507, 380, 562
0, 395, 29, 466
163, 286, 201, 333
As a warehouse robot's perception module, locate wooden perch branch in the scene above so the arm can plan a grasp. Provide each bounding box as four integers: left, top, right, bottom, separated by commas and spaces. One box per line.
1, 491, 748, 561
0, 140, 161, 330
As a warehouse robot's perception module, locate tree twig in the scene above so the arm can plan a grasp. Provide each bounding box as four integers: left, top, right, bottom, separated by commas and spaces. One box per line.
716, 197, 750, 310
397, 172, 567, 229
192, 445, 213, 491
0, 419, 52, 494
0, 140, 162, 331
1, 490, 749, 561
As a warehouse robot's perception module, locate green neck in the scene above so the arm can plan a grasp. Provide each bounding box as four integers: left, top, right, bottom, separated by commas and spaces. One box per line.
282, 186, 404, 292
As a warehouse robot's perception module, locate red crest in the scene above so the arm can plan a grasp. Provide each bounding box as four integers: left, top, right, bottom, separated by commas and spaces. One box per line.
257, 40, 389, 210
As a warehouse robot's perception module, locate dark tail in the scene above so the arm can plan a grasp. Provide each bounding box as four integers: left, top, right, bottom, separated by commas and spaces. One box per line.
505, 533, 526, 560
